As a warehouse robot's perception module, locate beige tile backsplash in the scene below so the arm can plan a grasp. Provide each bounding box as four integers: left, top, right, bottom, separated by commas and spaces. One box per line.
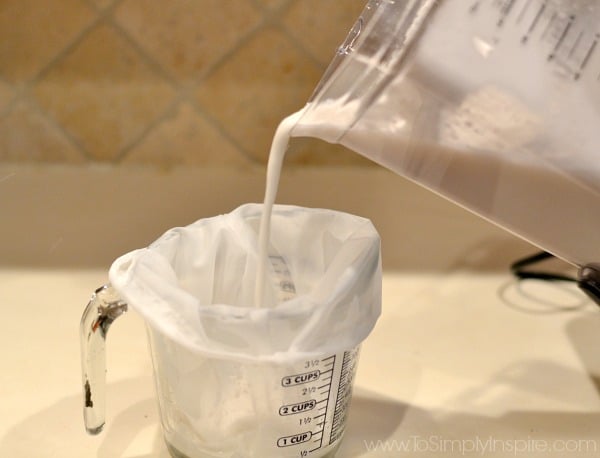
0, 0, 372, 167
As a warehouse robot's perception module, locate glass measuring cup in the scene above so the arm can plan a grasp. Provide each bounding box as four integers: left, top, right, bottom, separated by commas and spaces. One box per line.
293, 0, 600, 269
80, 204, 381, 458
146, 329, 360, 458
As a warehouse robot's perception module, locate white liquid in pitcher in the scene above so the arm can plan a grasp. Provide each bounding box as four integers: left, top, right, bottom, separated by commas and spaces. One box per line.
293, 94, 600, 267
255, 108, 307, 307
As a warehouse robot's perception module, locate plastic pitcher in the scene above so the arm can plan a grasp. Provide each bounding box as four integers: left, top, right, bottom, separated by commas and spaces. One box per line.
292, 0, 600, 271
80, 204, 381, 458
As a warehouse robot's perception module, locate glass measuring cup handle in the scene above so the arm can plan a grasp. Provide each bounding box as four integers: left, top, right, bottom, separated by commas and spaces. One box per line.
79, 284, 128, 434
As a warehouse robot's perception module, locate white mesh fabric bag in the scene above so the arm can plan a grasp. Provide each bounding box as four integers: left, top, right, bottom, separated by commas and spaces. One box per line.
109, 203, 381, 362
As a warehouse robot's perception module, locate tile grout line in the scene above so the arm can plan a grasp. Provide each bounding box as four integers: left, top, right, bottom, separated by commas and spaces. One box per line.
91, 5, 185, 162
114, 80, 261, 166
0, 93, 19, 119
8, 0, 327, 167
15, 0, 127, 161
133, 0, 332, 166
192, 16, 270, 83
248, 0, 297, 16
257, 0, 338, 71
22, 93, 93, 162
112, 96, 183, 164
276, 22, 331, 70
83, 0, 120, 11
276, 0, 368, 80
109, 3, 267, 165
185, 96, 262, 165
186, 0, 302, 164
276, 0, 337, 70
27, 1, 123, 87
104, 3, 267, 162
194, 0, 297, 84
105, 14, 180, 89
21, 0, 181, 165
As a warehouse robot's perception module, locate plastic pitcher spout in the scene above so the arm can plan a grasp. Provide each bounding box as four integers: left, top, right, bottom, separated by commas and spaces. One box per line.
79, 284, 127, 434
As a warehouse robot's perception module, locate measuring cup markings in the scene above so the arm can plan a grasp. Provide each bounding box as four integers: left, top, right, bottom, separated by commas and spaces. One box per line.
268, 255, 296, 301
515, 0, 533, 25
547, 14, 575, 60
311, 355, 336, 452
278, 399, 318, 416
520, 0, 546, 43
268, 254, 359, 454
281, 369, 321, 387
273, 349, 360, 456
329, 349, 359, 446
496, 0, 518, 27
576, 34, 599, 80
277, 432, 313, 448
277, 354, 334, 453
472, 0, 600, 82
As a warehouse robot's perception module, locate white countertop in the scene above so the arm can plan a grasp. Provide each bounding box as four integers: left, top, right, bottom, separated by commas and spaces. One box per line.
2, 267, 600, 457
2, 164, 599, 456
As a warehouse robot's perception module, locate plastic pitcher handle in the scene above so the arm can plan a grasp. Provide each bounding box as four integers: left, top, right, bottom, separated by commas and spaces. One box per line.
79, 284, 127, 434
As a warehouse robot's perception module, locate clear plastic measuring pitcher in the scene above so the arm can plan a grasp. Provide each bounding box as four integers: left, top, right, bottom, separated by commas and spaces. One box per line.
293, 0, 600, 272
80, 204, 381, 458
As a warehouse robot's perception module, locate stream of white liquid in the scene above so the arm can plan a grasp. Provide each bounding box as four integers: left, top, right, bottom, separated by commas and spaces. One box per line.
254, 107, 308, 307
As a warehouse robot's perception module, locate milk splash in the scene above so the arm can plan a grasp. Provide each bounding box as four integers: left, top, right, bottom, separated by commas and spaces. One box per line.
255, 107, 307, 307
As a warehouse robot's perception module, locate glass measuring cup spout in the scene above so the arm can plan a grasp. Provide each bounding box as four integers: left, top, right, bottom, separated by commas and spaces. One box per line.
79, 284, 127, 434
